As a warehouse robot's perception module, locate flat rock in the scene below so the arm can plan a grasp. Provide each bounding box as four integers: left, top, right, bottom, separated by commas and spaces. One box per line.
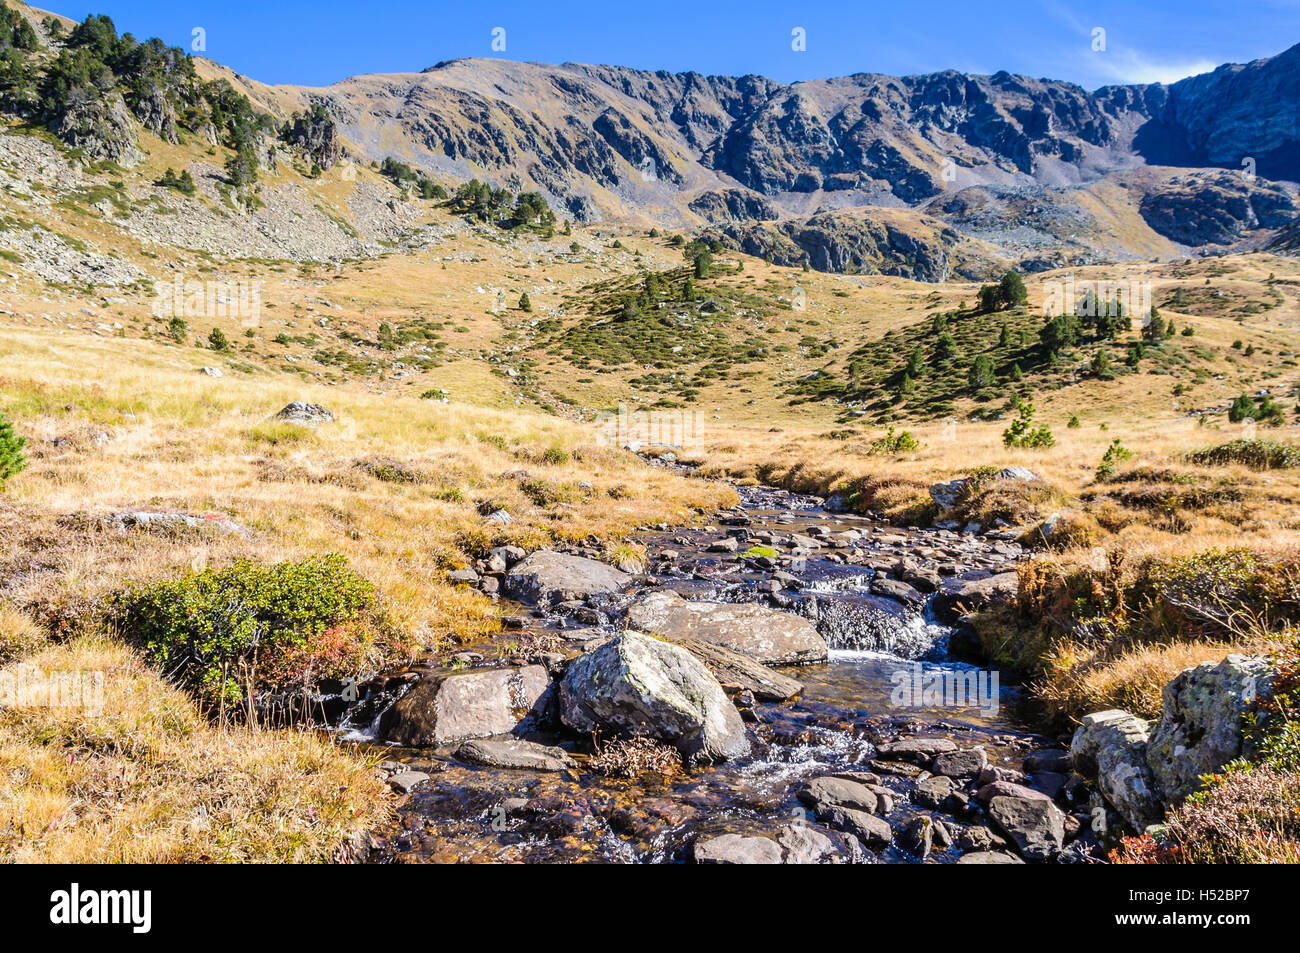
627, 590, 828, 665
456, 737, 576, 772
875, 738, 958, 765
799, 776, 879, 815
502, 551, 631, 606
932, 747, 988, 778
694, 833, 782, 864
956, 850, 1025, 864
665, 633, 804, 701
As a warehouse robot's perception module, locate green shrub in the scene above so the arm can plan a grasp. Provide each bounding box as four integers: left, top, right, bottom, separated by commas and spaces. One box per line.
0, 413, 27, 486
541, 446, 570, 465
115, 555, 391, 708
1002, 399, 1055, 449
1095, 438, 1134, 481
867, 426, 920, 455
1187, 439, 1300, 471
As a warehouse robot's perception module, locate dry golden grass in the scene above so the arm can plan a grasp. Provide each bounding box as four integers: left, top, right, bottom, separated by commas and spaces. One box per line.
0, 635, 389, 862
1036, 638, 1269, 722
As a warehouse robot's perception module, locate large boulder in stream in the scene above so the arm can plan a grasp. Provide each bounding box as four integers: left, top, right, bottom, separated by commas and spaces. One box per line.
1146, 654, 1274, 803
627, 590, 828, 665
382, 665, 552, 746
501, 551, 631, 606
559, 632, 751, 764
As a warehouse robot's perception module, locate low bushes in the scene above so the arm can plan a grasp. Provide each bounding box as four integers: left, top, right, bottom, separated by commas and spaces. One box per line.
1186, 438, 1300, 470
114, 555, 396, 709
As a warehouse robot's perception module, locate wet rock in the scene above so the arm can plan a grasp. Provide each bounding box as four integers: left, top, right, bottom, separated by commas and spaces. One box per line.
664, 633, 804, 701
932, 747, 987, 778
932, 572, 1020, 625
956, 850, 1024, 864
502, 551, 631, 606
977, 765, 1027, 786
694, 833, 782, 864
912, 775, 956, 809
875, 737, 958, 765
799, 777, 879, 815
1022, 749, 1072, 774
707, 537, 739, 553
1070, 709, 1163, 831
387, 769, 431, 794
381, 665, 551, 746
456, 737, 576, 772
987, 795, 1065, 861
627, 590, 828, 665
956, 825, 1006, 852
870, 577, 924, 605
974, 780, 1052, 804
559, 632, 751, 764
796, 590, 938, 657
816, 805, 893, 850
1146, 654, 1274, 802
776, 823, 861, 864
899, 816, 934, 858
273, 401, 335, 426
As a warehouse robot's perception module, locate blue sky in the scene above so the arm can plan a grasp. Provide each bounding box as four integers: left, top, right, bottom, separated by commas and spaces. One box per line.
42, 0, 1300, 89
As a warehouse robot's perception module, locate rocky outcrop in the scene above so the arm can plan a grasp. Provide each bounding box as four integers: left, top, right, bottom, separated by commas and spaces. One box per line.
687, 188, 779, 222
558, 632, 750, 764
274, 401, 335, 426
1072, 654, 1277, 829
1138, 171, 1298, 246
627, 590, 828, 665
1146, 654, 1274, 801
502, 551, 631, 606
48, 88, 143, 167
1070, 709, 1164, 831
381, 665, 551, 746
285, 106, 344, 170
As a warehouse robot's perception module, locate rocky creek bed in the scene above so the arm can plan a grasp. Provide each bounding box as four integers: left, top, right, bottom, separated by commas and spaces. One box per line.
333, 482, 1109, 864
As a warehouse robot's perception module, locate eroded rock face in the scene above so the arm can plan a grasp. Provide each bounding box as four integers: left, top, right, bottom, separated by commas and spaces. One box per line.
1070, 709, 1164, 831
502, 551, 631, 606
627, 590, 827, 665
558, 632, 750, 764
1147, 654, 1274, 802
382, 665, 551, 746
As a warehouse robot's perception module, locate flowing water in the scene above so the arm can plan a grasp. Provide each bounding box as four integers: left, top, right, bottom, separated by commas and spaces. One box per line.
348, 483, 1046, 864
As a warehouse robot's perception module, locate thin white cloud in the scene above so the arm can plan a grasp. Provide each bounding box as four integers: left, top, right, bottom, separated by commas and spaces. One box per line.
1089, 47, 1219, 85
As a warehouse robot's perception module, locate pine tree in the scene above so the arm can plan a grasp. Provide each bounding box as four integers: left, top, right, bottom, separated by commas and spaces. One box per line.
208, 327, 231, 352
518, 292, 532, 312
0, 413, 26, 486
